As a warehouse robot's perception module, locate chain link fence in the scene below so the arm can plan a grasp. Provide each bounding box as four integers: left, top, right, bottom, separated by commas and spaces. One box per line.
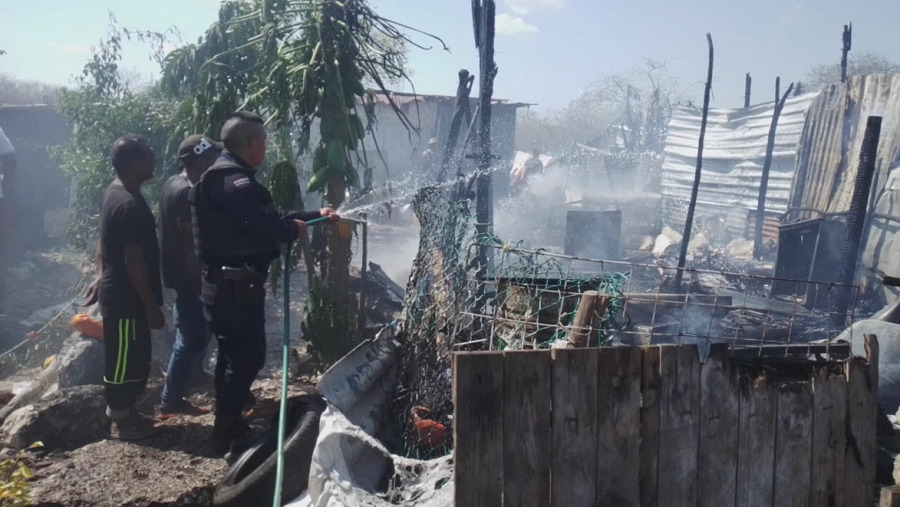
390, 187, 859, 459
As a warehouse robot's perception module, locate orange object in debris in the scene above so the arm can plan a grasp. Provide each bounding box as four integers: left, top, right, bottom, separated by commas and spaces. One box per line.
70, 313, 103, 340
411, 406, 446, 450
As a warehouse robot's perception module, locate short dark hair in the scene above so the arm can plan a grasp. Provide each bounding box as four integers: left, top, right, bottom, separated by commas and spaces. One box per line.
110, 135, 151, 177
221, 111, 265, 152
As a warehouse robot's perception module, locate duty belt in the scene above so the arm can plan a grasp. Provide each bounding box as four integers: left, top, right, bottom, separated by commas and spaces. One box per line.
202, 263, 263, 282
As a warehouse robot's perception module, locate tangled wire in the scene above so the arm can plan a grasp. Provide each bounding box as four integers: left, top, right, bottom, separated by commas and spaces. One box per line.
390, 187, 627, 459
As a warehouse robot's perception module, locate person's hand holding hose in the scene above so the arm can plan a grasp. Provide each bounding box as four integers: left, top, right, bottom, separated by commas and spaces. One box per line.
320, 207, 340, 223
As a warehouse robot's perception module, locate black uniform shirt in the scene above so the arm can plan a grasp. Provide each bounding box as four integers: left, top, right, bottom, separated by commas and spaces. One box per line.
158, 172, 194, 291
191, 150, 322, 271
98, 181, 163, 318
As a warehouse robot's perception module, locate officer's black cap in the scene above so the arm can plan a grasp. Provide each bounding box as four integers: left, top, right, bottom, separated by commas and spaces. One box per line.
178, 134, 223, 162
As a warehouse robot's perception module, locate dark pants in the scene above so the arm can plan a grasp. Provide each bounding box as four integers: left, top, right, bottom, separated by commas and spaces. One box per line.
102, 316, 151, 411
201, 273, 267, 422
160, 290, 211, 410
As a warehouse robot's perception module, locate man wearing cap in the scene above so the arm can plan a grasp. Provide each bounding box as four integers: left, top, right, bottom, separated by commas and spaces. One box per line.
191, 111, 338, 457
157, 135, 222, 417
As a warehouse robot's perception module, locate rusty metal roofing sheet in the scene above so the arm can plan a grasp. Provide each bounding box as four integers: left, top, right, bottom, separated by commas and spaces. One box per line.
364, 90, 530, 108
788, 74, 900, 221
661, 93, 817, 240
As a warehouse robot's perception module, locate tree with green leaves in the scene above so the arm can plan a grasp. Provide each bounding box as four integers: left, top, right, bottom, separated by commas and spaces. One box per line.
161, 0, 443, 367
54, 25, 180, 248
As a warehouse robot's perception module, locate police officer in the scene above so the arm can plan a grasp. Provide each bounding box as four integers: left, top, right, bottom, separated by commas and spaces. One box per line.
190, 111, 338, 455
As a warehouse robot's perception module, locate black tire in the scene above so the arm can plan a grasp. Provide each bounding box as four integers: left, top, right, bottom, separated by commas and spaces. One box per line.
213, 394, 326, 507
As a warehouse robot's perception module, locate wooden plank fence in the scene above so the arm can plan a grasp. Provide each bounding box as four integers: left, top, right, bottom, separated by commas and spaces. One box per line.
453, 340, 878, 507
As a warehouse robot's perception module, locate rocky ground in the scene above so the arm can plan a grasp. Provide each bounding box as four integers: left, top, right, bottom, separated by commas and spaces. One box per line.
21, 376, 318, 507
0, 249, 89, 378
0, 232, 410, 506
0, 248, 315, 506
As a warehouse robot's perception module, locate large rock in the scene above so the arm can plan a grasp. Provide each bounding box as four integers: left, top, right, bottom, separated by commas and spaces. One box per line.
687, 232, 710, 256
652, 226, 684, 258
57, 335, 104, 388
661, 225, 683, 245
0, 385, 107, 450
652, 234, 676, 257
725, 238, 755, 259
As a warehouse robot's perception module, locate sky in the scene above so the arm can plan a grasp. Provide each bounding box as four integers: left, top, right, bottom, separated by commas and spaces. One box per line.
3, 0, 900, 111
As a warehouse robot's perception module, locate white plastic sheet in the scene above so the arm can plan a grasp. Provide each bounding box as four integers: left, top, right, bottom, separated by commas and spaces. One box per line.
287, 405, 452, 507
286, 323, 453, 507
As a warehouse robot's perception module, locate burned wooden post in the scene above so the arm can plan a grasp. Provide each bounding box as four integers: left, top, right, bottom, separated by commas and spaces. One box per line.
754, 81, 794, 258
438, 69, 475, 183
832, 115, 881, 326
674, 33, 714, 290
565, 291, 611, 348
841, 23, 852, 83
775, 76, 780, 103
357, 213, 368, 332
474, 0, 497, 278
744, 73, 751, 108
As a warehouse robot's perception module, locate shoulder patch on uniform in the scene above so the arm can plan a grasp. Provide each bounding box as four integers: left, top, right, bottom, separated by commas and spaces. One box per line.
233, 177, 251, 188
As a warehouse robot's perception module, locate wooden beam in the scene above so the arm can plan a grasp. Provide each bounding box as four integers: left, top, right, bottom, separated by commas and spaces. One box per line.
865, 334, 879, 396
503, 350, 551, 507
551, 348, 599, 506
773, 382, 813, 507
736, 375, 777, 507
744, 72, 752, 108
596, 346, 642, 505
566, 290, 611, 348
640, 346, 662, 507
810, 369, 847, 506
656, 345, 700, 506
675, 33, 714, 289
698, 343, 739, 507
453, 352, 504, 507
843, 356, 877, 506
754, 81, 795, 258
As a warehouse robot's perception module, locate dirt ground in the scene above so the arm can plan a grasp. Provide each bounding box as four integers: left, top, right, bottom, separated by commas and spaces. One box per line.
0, 222, 413, 506
25, 375, 317, 507
0, 248, 318, 506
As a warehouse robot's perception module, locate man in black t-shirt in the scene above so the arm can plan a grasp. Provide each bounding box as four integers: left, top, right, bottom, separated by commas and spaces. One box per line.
98, 135, 164, 441
157, 135, 221, 417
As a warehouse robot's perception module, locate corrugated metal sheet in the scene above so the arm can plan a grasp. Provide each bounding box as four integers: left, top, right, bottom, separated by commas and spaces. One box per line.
363, 90, 530, 108
788, 74, 900, 220
790, 75, 900, 298
661, 93, 817, 240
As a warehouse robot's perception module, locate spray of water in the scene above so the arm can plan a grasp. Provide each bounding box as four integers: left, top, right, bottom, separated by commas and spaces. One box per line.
337, 164, 511, 220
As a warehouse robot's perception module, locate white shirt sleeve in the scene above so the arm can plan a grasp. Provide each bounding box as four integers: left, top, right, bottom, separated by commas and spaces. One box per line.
0, 126, 14, 156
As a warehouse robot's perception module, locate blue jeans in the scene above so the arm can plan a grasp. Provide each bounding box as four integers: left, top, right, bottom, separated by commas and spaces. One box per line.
160, 291, 211, 410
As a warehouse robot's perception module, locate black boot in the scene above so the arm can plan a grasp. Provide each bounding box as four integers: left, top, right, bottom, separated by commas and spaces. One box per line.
214, 413, 269, 464
212, 413, 242, 454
